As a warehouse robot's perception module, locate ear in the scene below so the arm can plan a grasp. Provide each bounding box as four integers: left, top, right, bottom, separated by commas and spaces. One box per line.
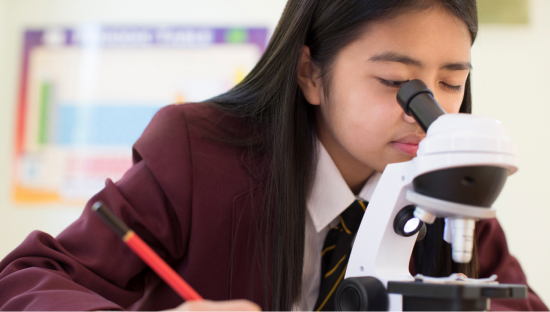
297, 45, 322, 105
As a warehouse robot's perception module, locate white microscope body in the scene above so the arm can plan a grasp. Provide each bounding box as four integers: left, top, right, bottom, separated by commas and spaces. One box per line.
336, 80, 524, 311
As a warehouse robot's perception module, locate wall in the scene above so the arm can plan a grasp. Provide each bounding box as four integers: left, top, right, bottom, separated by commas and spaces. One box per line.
471, 0, 550, 304
0, 0, 548, 306
0, 0, 87, 258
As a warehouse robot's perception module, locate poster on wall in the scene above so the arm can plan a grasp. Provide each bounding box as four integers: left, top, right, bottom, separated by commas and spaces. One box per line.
13, 25, 268, 206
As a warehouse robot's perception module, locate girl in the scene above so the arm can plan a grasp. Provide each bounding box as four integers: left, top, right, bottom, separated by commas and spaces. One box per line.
0, 0, 546, 311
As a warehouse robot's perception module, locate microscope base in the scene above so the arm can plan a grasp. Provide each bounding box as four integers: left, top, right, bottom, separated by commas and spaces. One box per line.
387, 281, 527, 311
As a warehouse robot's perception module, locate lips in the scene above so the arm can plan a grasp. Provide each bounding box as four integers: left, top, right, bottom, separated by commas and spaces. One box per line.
391, 134, 424, 156
392, 142, 419, 155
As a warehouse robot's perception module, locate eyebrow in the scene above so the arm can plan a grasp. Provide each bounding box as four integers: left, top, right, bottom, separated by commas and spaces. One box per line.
367, 52, 472, 71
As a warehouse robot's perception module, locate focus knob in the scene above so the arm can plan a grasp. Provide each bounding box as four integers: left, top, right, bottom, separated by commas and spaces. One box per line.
334, 276, 388, 311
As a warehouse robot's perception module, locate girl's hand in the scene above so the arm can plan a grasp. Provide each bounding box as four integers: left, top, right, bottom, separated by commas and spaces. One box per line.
167, 299, 261, 311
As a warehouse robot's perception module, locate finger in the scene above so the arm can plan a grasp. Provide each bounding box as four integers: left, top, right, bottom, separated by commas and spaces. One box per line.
456, 273, 468, 278
177, 299, 261, 311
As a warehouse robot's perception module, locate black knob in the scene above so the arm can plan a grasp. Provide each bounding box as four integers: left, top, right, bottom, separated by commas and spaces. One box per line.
396, 79, 446, 132
393, 205, 424, 237
335, 276, 388, 311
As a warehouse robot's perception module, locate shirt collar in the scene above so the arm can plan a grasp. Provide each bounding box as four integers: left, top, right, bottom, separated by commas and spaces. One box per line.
307, 141, 382, 233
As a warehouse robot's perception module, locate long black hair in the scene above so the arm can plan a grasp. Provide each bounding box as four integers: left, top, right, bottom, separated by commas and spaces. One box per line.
210, 0, 478, 310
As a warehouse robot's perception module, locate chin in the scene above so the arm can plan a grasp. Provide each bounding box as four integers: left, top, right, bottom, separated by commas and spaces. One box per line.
379, 156, 415, 172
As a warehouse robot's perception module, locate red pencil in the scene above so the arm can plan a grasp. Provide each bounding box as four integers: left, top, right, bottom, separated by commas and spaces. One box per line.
92, 201, 203, 301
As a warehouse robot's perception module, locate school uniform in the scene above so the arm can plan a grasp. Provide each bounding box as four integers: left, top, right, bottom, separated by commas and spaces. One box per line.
298, 142, 382, 311
0, 103, 546, 311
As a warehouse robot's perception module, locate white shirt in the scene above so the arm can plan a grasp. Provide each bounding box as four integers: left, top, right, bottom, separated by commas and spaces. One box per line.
293, 141, 382, 311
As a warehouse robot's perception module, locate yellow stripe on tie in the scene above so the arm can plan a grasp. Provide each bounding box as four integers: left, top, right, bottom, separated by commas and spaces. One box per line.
339, 216, 352, 234
358, 200, 366, 211
321, 245, 336, 257
325, 255, 347, 278
316, 264, 348, 311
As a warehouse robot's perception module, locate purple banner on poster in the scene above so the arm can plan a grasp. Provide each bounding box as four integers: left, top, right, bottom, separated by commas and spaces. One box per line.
26, 26, 268, 50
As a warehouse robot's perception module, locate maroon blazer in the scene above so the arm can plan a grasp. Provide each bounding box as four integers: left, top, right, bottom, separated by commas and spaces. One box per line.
0, 103, 547, 311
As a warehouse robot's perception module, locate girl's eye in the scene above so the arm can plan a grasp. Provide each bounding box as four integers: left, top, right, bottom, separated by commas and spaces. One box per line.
440, 82, 462, 93
377, 78, 409, 88
378, 78, 462, 93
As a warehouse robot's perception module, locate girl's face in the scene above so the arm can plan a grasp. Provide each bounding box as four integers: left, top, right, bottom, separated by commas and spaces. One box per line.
298, 6, 472, 191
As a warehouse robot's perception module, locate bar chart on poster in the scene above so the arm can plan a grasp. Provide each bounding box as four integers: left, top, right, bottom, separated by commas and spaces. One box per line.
13, 25, 268, 206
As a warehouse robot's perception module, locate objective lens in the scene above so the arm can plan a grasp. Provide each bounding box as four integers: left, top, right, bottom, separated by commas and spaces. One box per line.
451, 218, 476, 263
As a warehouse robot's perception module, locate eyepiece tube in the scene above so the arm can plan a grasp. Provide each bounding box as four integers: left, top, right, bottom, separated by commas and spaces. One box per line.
396, 79, 446, 132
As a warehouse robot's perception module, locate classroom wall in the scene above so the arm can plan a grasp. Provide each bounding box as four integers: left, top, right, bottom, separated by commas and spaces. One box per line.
0, 0, 548, 306
470, 0, 550, 305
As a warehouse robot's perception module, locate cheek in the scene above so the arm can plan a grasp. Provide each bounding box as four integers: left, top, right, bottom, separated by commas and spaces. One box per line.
327, 83, 401, 150
434, 86, 466, 113
439, 94, 465, 114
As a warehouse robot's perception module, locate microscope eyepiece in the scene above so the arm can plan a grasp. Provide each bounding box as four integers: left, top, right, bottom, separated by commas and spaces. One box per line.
396, 80, 446, 132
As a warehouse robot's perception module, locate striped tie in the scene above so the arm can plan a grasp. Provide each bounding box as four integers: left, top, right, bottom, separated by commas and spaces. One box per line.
313, 199, 367, 311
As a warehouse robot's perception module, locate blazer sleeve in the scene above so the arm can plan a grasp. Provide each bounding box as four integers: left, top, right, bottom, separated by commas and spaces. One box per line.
477, 218, 548, 311
0, 105, 193, 310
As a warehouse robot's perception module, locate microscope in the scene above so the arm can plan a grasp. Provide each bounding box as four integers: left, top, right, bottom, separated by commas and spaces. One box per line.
334, 80, 527, 311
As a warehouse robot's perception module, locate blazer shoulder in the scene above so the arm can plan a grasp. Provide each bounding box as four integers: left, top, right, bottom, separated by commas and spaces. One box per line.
133, 102, 243, 158
133, 102, 257, 188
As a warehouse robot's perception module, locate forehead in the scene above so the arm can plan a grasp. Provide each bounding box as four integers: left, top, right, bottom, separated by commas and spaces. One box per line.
343, 6, 471, 66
